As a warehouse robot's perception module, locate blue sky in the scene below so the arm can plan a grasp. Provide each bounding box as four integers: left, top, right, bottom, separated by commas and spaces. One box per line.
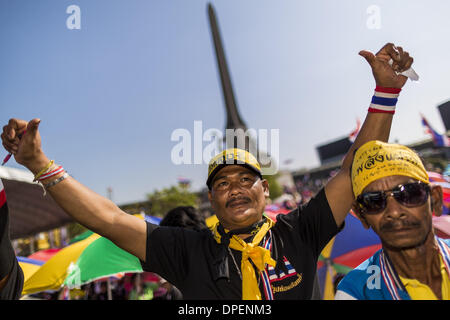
1, 0, 449, 204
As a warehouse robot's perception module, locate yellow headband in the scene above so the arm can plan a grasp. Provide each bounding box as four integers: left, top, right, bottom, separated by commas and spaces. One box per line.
351, 140, 429, 198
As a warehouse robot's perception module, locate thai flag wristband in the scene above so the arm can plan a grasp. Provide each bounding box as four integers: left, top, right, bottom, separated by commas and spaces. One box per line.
368, 86, 401, 114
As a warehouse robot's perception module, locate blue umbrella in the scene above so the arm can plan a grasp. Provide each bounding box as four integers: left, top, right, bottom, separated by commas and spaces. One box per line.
145, 215, 162, 225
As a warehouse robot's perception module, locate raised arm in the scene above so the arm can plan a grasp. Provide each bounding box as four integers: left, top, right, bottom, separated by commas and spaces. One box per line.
324, 43, 414, 227
1, 119, 147, 261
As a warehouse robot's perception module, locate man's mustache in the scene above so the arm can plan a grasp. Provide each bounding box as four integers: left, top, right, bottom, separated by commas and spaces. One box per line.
226, 196, 251, 208
380, 218, 422, 232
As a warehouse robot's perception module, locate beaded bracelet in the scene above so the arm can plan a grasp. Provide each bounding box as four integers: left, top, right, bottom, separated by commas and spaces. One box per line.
368, 86, 401, 114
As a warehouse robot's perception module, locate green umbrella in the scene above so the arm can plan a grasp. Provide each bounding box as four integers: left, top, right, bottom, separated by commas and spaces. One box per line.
23, 233, 143, 295
68, 230, 94, 244
64, 234, 143, 288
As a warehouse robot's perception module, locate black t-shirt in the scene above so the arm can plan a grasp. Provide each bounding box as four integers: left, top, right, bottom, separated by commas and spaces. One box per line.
141, 188, 339, 300
0, 199, 23, 300
0, 259, 23, 300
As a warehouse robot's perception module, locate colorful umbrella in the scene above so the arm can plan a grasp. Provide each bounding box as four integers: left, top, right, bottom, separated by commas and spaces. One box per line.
28, 248, 61, 261
428, 171, 450, 215
63, 234, 144, 288
145, 215, 162, 225
66, 215, 161, 245
22, 233, 143, 295
22, 214, 157, 295
433, 215, 450, 239
264, 203, 291, 221
17, 257, 45, 282
317, 211, 381, 299
68, 230, 94, 244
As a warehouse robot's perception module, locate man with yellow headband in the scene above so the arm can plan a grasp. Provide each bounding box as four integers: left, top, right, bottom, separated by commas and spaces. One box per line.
1, 43, 414, 300
335, 140, 450, 300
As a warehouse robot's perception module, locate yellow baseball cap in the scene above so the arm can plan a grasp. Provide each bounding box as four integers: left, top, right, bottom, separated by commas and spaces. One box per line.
351, 140, 429, 198
206, 148, 262, 189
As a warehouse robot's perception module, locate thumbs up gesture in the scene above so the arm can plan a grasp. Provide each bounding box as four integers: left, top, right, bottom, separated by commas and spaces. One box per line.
359, 43, 414, 89
1, 118, 49, 173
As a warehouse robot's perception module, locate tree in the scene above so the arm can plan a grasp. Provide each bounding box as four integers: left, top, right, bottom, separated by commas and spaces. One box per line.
146, 185, 199, 217
263, 173, 283, 200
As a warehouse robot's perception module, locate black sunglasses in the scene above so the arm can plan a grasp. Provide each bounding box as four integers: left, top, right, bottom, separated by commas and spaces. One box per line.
356, 182, 430, 215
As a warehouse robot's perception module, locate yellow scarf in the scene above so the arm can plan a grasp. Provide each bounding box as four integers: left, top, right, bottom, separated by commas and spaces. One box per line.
212, 218, 276, 300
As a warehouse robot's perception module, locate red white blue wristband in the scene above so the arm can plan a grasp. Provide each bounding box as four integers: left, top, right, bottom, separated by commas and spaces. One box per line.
368, 86, 401, 114
38, 166, 64, 181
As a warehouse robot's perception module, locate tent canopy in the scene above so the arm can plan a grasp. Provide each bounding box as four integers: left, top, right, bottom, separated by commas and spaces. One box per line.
0, 167, 74, 240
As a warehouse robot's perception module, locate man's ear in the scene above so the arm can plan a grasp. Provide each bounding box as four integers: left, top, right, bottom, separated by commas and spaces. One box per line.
351, 202, 371, 230
208, 191, 215, 210
430, 185, 443, 217
262, 179, 270, 198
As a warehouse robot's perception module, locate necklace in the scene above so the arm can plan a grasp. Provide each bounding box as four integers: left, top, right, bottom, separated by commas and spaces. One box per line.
227, 247, 261, 287
227, 247, 242, 280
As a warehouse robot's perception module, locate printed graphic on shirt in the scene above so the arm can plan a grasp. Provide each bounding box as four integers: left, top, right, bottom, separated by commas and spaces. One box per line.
268, 256, 297, 282
262, 256, 303, 298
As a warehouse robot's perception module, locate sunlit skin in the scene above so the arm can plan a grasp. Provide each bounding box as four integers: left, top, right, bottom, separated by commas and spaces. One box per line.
208, 165, 269, 234
353, 175, 444, 299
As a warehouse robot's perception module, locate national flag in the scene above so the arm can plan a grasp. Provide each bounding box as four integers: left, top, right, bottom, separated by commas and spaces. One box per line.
177, 176, 191, 187
420, 114, 450, 147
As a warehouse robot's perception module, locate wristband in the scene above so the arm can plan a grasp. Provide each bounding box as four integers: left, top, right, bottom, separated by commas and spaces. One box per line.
368, 86, 401, 114
43, 172, 69, 189
33, 160, 55, 182
38, 166, 64, 181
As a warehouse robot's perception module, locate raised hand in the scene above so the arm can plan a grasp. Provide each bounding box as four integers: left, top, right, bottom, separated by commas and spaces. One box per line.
1, 118, 47, 172
359, 43, 413, 89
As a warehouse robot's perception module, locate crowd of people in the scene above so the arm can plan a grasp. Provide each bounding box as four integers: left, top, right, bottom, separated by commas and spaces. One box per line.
27, 272, 178, 300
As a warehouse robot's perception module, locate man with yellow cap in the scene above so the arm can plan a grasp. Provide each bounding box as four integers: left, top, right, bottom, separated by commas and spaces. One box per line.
1, 43, 414, 300
335, 140, 450, 300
